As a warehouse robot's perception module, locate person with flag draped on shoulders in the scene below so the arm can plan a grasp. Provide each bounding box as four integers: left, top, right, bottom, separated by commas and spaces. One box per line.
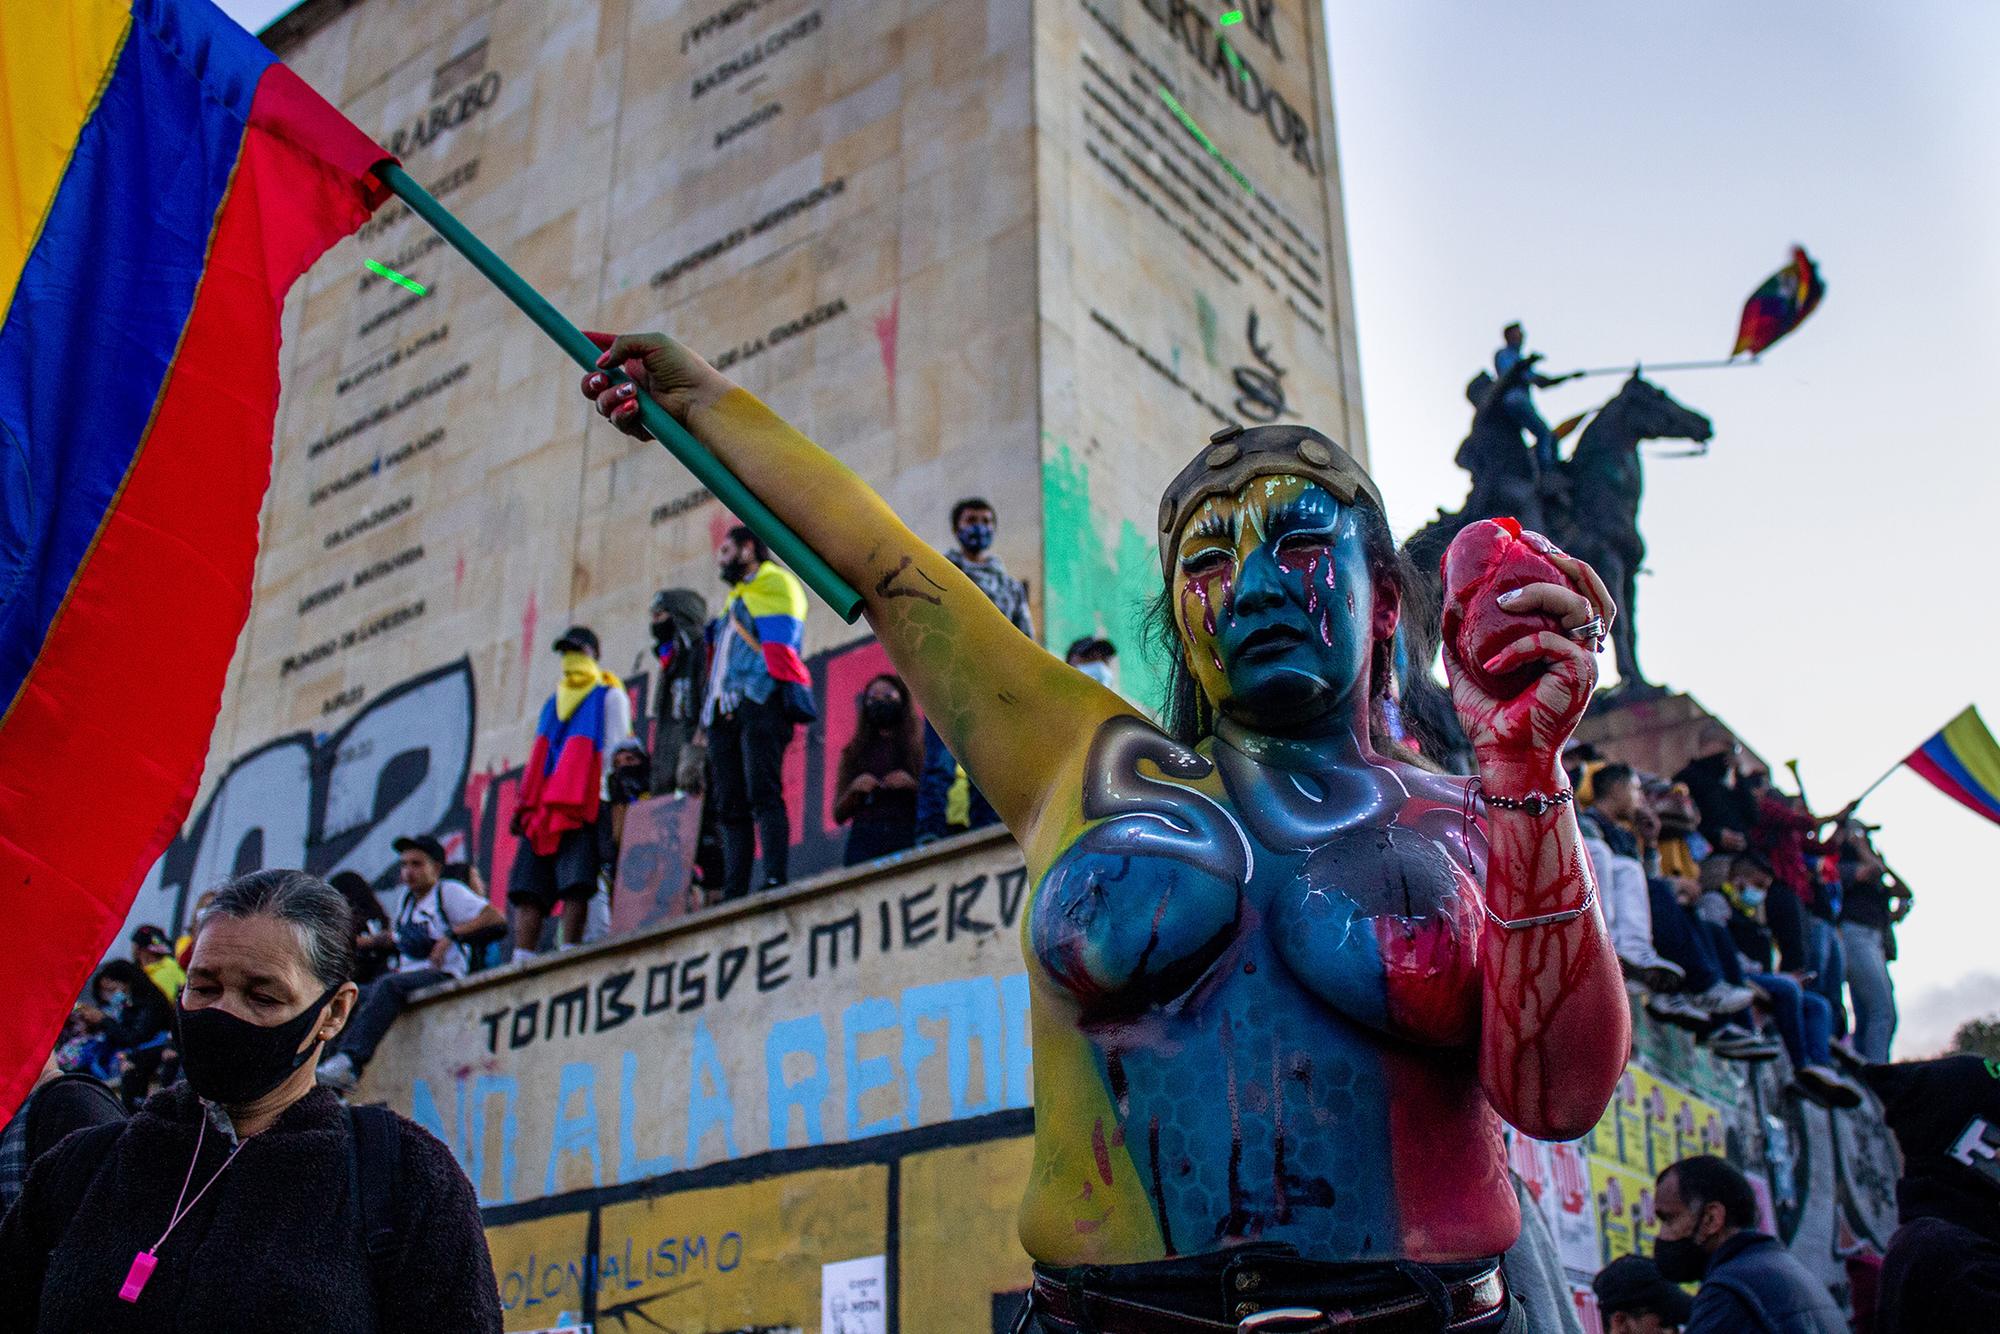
508, 626, 632, 957
699, 526, 816, 901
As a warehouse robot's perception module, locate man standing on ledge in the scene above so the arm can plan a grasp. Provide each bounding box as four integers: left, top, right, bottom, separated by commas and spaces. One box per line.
1495, 321, 1577, 472
917, 497, 1032, 844
703, 526, 813, 899
509, 626, 631, 956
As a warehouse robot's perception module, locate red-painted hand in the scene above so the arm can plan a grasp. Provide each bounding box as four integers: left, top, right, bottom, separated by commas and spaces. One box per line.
577, 329, 730, 439
1440, 520, 1614, 767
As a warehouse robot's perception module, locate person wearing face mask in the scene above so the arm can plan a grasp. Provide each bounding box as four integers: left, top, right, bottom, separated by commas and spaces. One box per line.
834, 674, 925, 866
701, 527, 815, 899
1064, 637, 1122, 694
508, 625, 633, 955
1652, 1155, 1842, 1334
0, 869, 501, 1332
84, 960, 175, 1109
915, 498, 1033, 845
647, 587, 711, 797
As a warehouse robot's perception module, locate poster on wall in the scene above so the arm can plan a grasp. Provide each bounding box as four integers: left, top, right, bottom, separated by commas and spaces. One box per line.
821, 1254, 888, 1334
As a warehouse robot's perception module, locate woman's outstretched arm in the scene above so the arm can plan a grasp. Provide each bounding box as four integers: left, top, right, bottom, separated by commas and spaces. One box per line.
581, 331, 1128, 849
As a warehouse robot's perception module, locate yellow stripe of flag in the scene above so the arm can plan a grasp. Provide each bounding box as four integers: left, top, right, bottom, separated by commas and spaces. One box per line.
1941, 706, 2000, 804
0, 0, 132, 318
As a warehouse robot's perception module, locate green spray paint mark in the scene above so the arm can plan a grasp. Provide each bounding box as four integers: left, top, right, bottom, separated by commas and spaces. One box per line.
364, 258, 426, 294
1195, 291, 1220, 367
1158, 87, 1252, 194
1219, 8, 1244, 23
1041, 436, 1165, 716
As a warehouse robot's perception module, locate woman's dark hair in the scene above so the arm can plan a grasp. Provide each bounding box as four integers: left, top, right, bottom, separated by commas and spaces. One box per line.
838, 674, 922, 788
327, 870, 388, 930
204, 869, 356, 988
1144, 500, 1446, 764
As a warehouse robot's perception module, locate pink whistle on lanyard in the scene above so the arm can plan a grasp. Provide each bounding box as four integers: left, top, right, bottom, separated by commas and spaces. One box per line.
119, 1250, 157, 1302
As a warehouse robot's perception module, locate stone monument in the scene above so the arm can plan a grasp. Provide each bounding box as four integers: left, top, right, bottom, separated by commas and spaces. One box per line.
119, 0, 1368, 930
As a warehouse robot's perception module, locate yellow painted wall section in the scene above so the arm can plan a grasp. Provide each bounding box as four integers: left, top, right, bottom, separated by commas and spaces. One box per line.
488, 1211, 592, 1332
898, 1136, 1037, 1331
595, 1164, 888, 1333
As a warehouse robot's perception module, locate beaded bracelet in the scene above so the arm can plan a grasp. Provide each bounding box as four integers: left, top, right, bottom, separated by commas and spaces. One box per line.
1464, 777, 1596, 930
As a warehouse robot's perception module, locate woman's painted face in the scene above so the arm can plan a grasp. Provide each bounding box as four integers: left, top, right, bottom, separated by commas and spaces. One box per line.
1172, 475, 1384, 730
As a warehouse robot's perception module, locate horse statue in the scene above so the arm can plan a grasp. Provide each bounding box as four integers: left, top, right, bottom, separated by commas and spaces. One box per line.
1400, 370, 1712, 705
1404, 360, 1548, 583
1549, 373, 1712, 692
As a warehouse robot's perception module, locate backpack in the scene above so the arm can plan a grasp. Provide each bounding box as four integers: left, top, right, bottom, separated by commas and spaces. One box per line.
345, 1103, 402, 1321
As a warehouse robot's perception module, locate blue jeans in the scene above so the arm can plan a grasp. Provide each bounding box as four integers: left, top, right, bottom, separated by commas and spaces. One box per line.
1747, 972, 1832, 1069
1646, 878, 1721, 991
916, 721, 998, 842
1501, 391, 1558, 470
1805, 914, 1848, 1037
1840, 921, 1898, 1061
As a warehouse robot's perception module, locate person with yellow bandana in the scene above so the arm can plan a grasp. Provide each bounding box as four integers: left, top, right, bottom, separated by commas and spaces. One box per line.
508, 625, 632, 958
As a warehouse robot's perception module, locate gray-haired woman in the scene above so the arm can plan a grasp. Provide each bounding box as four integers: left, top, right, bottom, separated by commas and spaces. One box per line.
0, 870, 502, 1332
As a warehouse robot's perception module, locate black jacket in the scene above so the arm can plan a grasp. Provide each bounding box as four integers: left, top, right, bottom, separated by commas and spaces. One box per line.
650, 592, 710, 793
0, 1084, 500, 1333
1687, 1232, 1844, 1334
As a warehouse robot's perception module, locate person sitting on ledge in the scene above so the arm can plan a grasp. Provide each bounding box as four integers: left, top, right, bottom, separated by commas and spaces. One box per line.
576, 328, 1631, 1331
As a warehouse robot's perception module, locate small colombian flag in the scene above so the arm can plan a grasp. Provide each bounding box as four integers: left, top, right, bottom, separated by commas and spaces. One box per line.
1904, 707, 2000, 828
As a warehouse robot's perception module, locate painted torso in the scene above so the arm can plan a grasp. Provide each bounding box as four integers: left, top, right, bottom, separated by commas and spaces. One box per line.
1023, 715, 1517, 1266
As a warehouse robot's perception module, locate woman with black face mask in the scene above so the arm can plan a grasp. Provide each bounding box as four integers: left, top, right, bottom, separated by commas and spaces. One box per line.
834, 674, 925, 866
0, 869, 501, 1333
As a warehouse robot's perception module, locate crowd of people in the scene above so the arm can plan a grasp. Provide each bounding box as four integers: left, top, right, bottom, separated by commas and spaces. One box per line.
8, 491, 1971, 1333
1585, 1051, 1999, 1332
1568, 727, 1914, 1113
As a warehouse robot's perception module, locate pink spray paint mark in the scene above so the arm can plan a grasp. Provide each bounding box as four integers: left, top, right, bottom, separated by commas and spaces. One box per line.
874, 293, 899, 402
520, 591, 539, 673
454, 553, 466, 591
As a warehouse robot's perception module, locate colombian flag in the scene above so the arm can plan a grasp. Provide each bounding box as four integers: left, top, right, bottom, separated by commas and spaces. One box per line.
1904, 707, 2000, 828
517, 684, 615, 857
0, 0, 389, 1117
1731, 245, 1825, 358
725, 561, 811, 685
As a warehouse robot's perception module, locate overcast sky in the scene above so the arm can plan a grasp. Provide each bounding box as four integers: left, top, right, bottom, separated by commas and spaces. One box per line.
223, 0, 1998, 1057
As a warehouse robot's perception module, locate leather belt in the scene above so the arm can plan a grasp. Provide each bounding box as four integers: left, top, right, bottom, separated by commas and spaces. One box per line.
1029, 1263, 1506, 1334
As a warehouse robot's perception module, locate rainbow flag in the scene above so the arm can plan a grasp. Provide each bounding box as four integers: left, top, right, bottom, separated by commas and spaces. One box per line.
0, 0, 389, 1117
1731, 245, 1825, 358
1905, 707, 2000, 827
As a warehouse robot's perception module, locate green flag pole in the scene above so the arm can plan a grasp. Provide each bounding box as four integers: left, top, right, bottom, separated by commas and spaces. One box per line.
371, 161, 864, 623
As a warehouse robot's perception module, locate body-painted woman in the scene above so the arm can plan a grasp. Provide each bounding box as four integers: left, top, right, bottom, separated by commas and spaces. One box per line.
578, 334, 1628, 1332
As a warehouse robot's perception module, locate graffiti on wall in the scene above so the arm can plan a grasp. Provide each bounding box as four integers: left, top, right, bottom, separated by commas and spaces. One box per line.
128, 636, 905, 940
361, 838, 1035, 1207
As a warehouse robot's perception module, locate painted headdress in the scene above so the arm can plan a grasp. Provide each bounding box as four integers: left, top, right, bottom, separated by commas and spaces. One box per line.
1156, 423, 1384, 580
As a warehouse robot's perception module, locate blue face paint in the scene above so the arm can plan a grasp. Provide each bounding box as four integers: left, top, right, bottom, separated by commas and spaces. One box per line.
1176, 481, 1374, 735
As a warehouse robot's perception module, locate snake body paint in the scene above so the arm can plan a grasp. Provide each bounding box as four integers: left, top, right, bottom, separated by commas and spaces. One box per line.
614, 379, 1626, 1270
